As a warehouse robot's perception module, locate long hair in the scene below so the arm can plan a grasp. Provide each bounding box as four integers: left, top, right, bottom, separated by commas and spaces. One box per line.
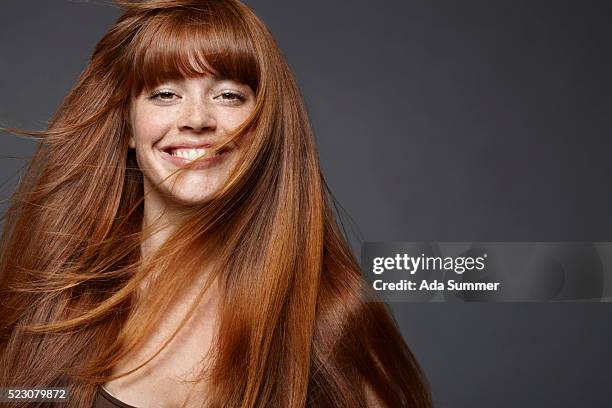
0, 1, 432, 407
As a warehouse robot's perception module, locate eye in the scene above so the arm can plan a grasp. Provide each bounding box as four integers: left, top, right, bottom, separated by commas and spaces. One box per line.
148, 90, 179, 102
214, 91, 246, 104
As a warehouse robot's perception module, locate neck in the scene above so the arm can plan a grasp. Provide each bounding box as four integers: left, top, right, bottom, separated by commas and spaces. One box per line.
138, 179, 220, 308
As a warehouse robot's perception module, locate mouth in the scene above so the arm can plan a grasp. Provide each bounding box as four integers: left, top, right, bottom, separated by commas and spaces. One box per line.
164, 146, 230, 159
159, 145, 232, 169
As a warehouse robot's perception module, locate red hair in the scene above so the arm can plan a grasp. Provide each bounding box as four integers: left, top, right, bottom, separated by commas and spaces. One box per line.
0, 1, 432, 406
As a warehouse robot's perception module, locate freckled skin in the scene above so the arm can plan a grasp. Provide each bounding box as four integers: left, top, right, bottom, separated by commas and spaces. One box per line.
129, 75, 256, 207
104, 76, 256, 406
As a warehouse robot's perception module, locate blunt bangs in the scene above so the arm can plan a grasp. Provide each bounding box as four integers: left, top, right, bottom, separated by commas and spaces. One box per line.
127, 6, 260, 97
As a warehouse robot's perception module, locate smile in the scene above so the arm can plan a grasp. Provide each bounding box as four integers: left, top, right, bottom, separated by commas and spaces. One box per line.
168, 147, 219, 160
159, 146, 231, 169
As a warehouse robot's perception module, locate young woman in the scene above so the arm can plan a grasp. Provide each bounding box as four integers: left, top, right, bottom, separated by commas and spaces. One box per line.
0, 1, 432, 407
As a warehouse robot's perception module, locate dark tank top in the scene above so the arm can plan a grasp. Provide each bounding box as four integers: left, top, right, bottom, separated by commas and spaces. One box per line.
92, 386, 138, 408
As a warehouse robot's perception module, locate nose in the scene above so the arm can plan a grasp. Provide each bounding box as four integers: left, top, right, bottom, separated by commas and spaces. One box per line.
178, 98, 216, 133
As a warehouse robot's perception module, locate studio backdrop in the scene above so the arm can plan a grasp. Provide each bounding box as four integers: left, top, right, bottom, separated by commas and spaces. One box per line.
1, 1, 611, 407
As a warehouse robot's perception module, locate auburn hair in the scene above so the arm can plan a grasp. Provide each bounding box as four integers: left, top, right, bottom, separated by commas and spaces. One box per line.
0, 1, 432, 407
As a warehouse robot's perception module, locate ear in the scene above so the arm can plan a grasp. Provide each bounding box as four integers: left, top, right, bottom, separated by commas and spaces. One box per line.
128, 134, 136, 149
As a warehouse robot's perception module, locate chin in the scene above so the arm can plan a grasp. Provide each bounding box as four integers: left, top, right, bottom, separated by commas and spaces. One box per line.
140, 158, 231, 207
165, 186, 219, 206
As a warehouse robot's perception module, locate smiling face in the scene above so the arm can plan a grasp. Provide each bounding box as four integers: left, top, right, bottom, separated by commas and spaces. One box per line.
129, 75, 256, 207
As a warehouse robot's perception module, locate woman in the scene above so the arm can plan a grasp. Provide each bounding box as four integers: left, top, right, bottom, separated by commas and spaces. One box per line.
0, 0, 432, 407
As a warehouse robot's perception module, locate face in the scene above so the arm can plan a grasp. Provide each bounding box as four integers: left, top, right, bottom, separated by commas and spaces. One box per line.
129, 75, 255, 207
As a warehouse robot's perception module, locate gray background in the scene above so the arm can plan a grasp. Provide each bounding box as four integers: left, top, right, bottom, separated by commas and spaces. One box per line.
1, 1, 611, 407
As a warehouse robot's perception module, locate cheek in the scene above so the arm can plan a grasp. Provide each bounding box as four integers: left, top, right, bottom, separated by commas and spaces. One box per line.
219, 105, 254, 131
132, 108, 173, 146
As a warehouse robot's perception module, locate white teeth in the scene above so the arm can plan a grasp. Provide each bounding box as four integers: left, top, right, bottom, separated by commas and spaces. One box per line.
169, 148, 211, 160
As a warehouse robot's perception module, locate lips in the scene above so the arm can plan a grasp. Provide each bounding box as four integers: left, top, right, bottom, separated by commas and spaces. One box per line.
160, 142, 231, 159
161, 141, 214, 150
158, 141, 232, 169
165, 147, 228, 160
